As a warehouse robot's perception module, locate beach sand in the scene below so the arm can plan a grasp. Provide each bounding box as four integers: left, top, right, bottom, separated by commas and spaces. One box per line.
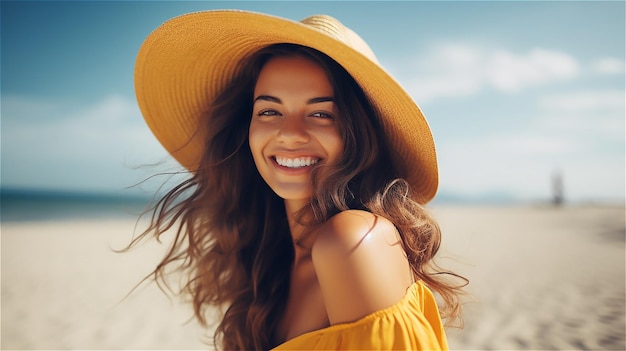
1, 205, 624, 350
436, 205, 626, 351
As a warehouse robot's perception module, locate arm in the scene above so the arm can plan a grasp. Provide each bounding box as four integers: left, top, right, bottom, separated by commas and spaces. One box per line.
311, 210, 414, 325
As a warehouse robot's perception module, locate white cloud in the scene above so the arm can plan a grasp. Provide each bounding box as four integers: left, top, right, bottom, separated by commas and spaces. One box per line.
437, 134, 567, 199
437, 131, 624, 202
537, 90, 625, 141
435, 88, 624, 202
2, 94, 174, 192
591, 57, 625, 75
399, 45, 483, 102
391, 43, 581, 103
487, 48, 579, 92
539, 90, 624, 111
383, 43, 623, 202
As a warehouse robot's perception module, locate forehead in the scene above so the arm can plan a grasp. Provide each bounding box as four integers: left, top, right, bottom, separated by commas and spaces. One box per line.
254, 55, 334, 95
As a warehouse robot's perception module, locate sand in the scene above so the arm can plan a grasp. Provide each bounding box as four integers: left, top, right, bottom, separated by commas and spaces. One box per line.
1, 205, 624, 350
435, 205, 625, 350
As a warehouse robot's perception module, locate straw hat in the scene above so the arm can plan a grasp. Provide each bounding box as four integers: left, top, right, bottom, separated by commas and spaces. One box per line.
135, 10, 438, 203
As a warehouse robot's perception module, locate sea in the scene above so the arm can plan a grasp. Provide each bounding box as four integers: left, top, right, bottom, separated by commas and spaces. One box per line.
0, 188, 154, 222
0, 187, 556, 223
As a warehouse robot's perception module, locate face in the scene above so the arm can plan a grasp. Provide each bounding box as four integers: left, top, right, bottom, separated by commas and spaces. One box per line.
249, 55, 343, 204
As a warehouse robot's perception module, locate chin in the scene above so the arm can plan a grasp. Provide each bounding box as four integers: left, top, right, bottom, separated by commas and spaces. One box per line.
271, 187, 312, 203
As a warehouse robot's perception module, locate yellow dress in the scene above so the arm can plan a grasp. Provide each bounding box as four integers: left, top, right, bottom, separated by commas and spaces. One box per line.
272, 281, 448, 350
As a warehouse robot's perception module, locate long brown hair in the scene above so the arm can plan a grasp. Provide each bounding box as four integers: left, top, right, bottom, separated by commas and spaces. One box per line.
132, 43, 466, 350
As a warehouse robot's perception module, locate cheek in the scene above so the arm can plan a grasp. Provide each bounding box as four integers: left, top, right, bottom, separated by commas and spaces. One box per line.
248, 124, 265, 164
326, 129, 344, 161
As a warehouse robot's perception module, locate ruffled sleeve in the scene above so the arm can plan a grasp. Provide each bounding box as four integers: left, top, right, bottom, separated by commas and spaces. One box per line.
272, 281, 448, 350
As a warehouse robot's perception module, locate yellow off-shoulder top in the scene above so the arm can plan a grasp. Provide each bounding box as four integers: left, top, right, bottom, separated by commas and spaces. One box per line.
272, 281, 447, 350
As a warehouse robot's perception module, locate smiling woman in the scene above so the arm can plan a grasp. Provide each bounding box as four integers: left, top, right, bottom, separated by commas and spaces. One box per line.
130, 10, 466, 350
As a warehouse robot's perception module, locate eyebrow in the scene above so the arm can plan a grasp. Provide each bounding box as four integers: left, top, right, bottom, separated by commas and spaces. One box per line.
253, 95, 334, 105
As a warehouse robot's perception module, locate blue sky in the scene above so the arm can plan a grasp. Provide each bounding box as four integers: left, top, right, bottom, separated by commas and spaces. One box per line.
2, 1, 624, 203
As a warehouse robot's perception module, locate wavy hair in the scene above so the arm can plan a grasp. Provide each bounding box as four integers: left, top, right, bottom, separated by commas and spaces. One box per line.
131, 43, 466, 350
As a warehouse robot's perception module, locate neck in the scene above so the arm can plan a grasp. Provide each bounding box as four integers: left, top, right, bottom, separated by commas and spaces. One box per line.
284, 199, 315, 260
284, 199, 308, 239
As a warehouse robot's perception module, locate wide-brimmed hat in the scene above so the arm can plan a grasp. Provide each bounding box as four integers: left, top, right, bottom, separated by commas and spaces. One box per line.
135, 10, 438, 203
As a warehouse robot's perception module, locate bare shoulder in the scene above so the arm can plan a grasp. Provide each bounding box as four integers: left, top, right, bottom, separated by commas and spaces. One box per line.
313, 210, 395, 249
311, 210, 414, 325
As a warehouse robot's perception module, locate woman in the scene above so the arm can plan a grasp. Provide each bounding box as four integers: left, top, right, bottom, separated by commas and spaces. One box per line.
133, 10, 465, 350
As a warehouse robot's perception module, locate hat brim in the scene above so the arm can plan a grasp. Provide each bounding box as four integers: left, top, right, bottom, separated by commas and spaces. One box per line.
135, 10, 438, 203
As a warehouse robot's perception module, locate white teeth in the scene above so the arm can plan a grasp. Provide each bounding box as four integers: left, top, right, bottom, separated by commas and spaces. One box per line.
275, 156, 319, 168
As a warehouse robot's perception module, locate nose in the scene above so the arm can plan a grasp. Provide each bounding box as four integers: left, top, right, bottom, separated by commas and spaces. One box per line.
277, 115, 309, 145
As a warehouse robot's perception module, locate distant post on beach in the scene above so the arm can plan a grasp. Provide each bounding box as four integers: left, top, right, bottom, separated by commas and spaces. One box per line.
552, 171, 564, 206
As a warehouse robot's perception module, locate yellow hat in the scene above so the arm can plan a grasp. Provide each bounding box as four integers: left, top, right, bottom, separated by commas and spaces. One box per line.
135, 10, 438, 203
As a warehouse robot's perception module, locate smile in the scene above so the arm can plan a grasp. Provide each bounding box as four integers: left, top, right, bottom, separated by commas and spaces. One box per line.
274, 156, 320, 168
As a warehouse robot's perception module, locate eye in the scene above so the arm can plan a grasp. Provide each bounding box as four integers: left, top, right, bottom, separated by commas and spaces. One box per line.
257, 109, 281, 117
310, 111, 335, 120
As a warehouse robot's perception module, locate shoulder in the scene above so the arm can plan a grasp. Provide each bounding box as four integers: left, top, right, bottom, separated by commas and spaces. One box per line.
311, 210, 414, 325
313, 210, 395, 251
